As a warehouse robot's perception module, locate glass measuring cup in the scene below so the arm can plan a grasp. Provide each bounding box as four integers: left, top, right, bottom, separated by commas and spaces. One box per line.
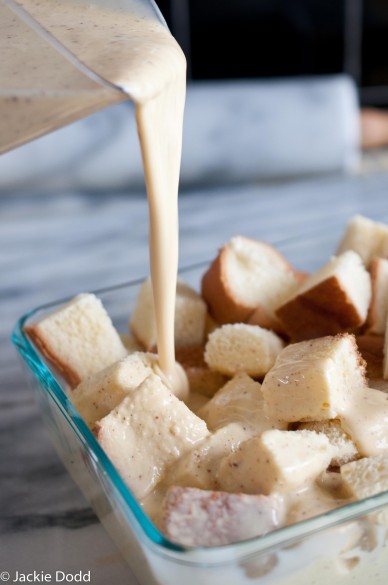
0, 0, 169, 154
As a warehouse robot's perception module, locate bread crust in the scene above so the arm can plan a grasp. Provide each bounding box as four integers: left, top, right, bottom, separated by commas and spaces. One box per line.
201, 236, 299, 327
24, 324, 81, 388
276, 276, 365, 341
201, 246, 253, 324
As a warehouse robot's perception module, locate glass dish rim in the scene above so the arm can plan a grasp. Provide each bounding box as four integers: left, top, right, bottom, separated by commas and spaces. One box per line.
11, 237, 388, 565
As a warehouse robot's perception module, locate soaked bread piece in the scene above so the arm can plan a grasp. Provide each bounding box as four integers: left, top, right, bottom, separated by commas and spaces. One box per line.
95, 373, 209, 499
217, 429, 333, 495
72, 352, 188, 428
261, 334, 366, 423
341, 454, 388, 524
297, 419, 359, 467
198, 373, 286, 433
162, 486, 284, 547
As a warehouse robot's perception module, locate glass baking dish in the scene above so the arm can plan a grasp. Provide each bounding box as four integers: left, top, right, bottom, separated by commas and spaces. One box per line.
12, 228, 388, 585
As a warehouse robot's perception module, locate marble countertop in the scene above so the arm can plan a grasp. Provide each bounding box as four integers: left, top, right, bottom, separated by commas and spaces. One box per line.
2, 169, 388, 583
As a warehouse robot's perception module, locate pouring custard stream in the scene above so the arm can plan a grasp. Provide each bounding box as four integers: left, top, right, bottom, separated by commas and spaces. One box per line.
7, 0, 187, 387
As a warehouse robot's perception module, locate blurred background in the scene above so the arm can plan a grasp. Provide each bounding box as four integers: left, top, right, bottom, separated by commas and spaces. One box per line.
2, 0, 388, 192
155, 0, 388, 107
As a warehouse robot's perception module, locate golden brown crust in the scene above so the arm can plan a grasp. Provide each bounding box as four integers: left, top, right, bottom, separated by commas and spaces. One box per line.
24, 324, 81, 388
276, 276, 365, 342
201, 246, 253, 324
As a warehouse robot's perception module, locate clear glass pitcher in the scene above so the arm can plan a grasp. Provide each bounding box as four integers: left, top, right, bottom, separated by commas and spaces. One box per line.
0, 0, 169, 154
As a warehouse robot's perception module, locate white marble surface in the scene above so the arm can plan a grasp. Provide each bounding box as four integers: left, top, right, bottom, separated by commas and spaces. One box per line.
2, 169, 388, 582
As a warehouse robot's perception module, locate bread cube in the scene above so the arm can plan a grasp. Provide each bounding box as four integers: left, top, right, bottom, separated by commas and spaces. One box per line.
96, 373, 209, 499
340, 386, 388, 457
204, 323, 284, 378
298, 420, 358, 467
72, 352, 158, 428
175, 346, 227, 397
164, 422, 251, 491
336, 215, 388, 267
276, 251, 371, 341
365, 258, 388, 335
25, 293, 127, 388
262, 334, 366, 423
130, 279, 207, 350
201, 236, 300, 330
198, 373, 286, 432
162, 486, 284, 547
341, 454, 388, 524
218, 429, 333, 495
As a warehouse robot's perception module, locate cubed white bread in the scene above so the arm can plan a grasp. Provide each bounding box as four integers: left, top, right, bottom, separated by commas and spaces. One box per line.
340, 386, 388, 457
162, 486, 284, 547
218, 429, 333, 495
96, 373, 209, 499
72, 352, 158, 428
204, 323, 284, 378
120, 333, 143, 353
163, 423, 252, 491
297, 420, 358, 467
365, 258, 388, 335
24, 293, 127, 388
201, 236, 301, 330
130, 279, 207, 350
262, 334, 366, 423
341, 454, 388, 524
175, 346, 228, 397
336, 215, 388, 267
198, 374, 287, 432
276, 251, 371, 341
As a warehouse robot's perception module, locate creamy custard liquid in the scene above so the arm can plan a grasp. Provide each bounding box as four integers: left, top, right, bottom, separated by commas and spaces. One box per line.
4, 0, 186, 380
